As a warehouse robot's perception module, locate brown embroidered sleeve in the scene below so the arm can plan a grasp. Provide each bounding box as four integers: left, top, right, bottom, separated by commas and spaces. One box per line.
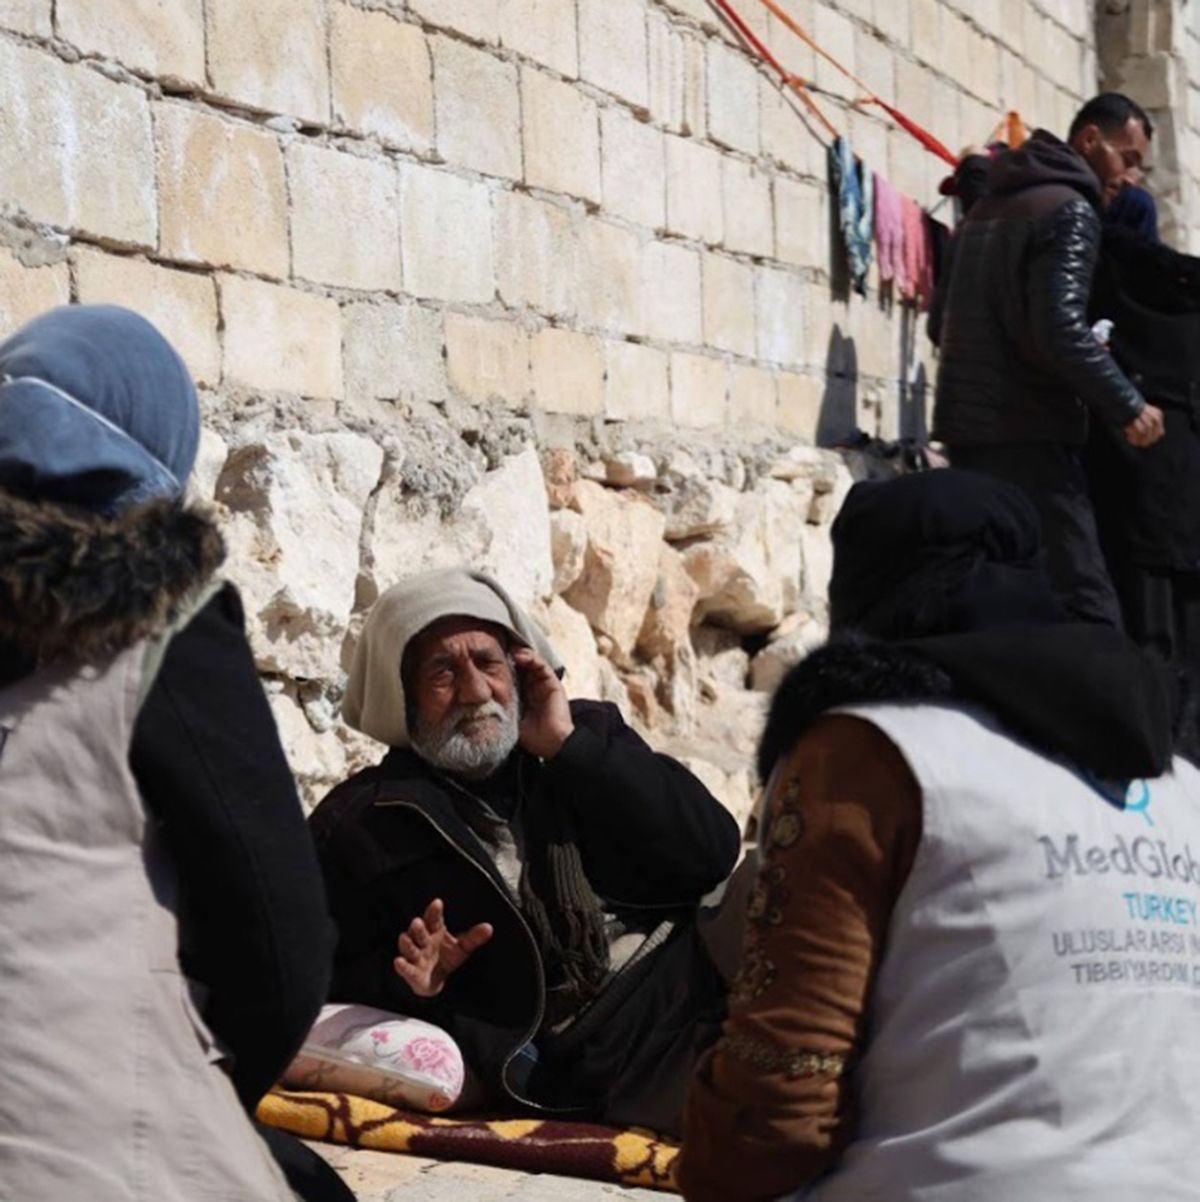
677, 715, 922, 1202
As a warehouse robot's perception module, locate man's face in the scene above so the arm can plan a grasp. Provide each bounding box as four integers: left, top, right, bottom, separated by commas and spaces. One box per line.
1073, 116, 1150, 204
407, 617, 520, 779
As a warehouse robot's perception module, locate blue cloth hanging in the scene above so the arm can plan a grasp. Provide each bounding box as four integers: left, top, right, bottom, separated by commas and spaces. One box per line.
829, 136, 874, 296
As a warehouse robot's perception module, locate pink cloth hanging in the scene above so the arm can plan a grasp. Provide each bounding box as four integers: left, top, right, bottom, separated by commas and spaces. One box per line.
900, 196, 933, 308
873, 175, 906, 293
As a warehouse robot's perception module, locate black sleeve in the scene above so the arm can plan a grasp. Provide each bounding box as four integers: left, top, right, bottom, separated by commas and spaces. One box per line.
927, 233, 957, 347
544, 701, 741, 906
130, 582, 335, 1109
1027, 199, 1145, 429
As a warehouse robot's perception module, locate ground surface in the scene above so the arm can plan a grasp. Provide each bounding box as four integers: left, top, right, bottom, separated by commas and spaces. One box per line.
307, 1141, 669, 1201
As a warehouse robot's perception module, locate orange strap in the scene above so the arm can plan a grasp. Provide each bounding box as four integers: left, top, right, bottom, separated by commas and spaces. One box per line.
753, 0, 959, 167
711, 0, 840, 140
1005, 110, 1029, 148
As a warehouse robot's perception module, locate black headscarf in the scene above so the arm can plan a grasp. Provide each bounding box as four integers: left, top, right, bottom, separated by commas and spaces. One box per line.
763, 470, 1178, 781
829, 470, 1063, 639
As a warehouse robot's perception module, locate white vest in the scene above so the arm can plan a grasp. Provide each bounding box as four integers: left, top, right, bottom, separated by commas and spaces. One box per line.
0, 643, 295, 1201
799, 702, 1200, 1202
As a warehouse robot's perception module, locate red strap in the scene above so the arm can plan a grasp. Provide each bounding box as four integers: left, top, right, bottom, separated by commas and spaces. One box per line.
746, 0, 959, 168
869, 100, 958, 167
711, 0, 840, 140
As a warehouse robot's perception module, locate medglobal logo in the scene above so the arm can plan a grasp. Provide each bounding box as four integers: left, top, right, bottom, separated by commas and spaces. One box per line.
1038, 833, 1200, 886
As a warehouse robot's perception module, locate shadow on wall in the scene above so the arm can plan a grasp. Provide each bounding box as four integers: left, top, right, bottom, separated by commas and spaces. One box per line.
902, 362, 929, 442
817, 324, 857, 447
897, 305, 928, 443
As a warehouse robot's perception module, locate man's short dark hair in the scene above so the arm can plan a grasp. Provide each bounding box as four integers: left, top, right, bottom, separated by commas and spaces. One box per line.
1068, 92, 1154, 142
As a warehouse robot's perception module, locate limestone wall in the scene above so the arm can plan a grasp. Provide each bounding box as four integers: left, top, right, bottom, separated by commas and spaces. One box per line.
1097, 0, 1200, 251
0, 0, 1137, 812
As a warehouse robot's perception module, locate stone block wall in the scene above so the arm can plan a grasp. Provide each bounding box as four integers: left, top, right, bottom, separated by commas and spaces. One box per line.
0, 0, 1150, 811
1097, 0, 1198, 251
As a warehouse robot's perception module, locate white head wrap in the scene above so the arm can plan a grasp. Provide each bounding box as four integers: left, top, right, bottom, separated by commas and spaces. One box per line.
343, 568, 563, 748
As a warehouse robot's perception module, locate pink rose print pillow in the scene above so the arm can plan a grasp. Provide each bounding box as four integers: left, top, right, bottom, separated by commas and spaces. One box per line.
282, 1003, 465, 1113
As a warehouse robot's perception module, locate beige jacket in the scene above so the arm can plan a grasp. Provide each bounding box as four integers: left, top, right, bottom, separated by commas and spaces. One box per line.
0, 639, 296, 1202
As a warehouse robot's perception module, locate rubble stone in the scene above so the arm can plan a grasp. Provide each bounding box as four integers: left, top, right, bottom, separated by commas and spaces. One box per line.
563, 481, 667, 661
604, 452, 657, 488
682, 480, 805, 634
749, 610, 829, 693
459, 447, 555, 610
539, 595, 603, 700
637, 544, 699, 661
541, 448, 579, 510
218, 432, 384, 680
658, 476, 739, 541
549, 508, 588, 595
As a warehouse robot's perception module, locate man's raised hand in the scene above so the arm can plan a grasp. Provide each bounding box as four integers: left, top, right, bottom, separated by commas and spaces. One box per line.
513, 646, 575, 760
393, 898, 493, 998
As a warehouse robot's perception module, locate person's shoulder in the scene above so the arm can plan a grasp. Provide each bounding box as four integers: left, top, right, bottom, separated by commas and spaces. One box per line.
566, 697, 625, 729
309, 748, 447, 836
309, 759, 391, 838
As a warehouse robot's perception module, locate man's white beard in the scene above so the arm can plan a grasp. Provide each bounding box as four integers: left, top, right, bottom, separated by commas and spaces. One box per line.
411, 696, 521, 780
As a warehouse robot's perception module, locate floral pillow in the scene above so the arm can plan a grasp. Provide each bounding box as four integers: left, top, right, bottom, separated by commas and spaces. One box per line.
281, 1003, 465, 1113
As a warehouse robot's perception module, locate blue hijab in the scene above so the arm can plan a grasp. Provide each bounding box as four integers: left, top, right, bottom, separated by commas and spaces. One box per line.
1106, 184, 1159, 243
0, 305, 199, 512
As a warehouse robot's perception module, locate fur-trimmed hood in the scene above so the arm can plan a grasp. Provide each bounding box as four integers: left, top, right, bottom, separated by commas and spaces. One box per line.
760, 625, 1180, 785
0, 488, 225, 667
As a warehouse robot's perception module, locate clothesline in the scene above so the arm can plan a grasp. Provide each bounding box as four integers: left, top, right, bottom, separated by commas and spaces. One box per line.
714, 0, 960, 167
707, 0, 1039, 306
707, 0, 952, 306
750, 0, 959, 166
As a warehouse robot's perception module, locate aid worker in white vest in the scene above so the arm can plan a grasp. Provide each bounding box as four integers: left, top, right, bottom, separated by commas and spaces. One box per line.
678, 468, 1200, 1202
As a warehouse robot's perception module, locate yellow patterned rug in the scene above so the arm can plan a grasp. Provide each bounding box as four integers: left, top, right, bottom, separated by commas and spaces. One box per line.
258, 1090, 680, 1193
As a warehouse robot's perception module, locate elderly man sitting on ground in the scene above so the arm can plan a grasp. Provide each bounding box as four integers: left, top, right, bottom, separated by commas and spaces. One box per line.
310, 568, 740, 1134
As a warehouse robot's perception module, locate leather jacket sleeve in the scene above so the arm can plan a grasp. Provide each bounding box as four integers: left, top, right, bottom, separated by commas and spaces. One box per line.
1026, 199, 1145, 428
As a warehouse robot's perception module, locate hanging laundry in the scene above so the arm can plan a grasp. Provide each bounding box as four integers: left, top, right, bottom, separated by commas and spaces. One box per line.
900, 195, 933, 308
873, 174, 906, 294
829, 136, 874, 296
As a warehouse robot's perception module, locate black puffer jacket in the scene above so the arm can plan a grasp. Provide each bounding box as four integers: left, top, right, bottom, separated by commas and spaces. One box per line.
930, 131, 1144, 447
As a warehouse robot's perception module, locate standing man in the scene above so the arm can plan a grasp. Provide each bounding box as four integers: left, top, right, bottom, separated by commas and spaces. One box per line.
930, 93, 1164, 625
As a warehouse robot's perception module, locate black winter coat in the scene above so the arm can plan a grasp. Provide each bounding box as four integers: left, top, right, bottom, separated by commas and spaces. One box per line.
1087, 224, 1200, 570
310, 700, 738, 1130
931, 131, 1144, 447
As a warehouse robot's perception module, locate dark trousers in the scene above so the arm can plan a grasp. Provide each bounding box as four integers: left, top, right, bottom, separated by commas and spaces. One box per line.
948, 443, 1123, 628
